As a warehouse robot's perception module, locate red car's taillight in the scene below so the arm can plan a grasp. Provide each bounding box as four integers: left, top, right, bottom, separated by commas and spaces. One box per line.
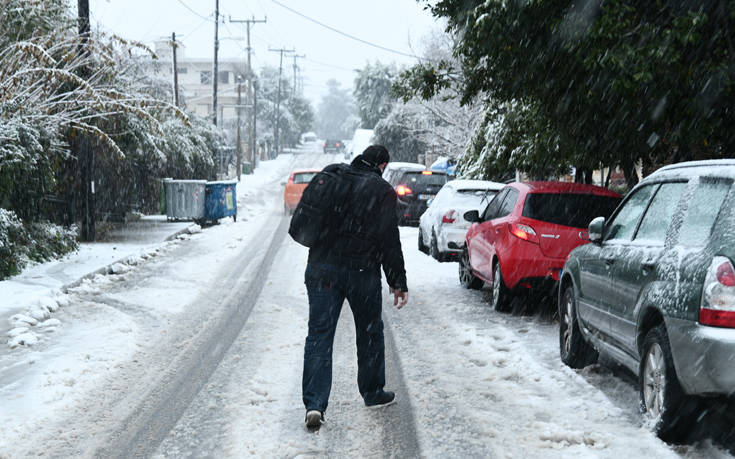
700, 256, 735, 327
442, 210, 457, 224
509, 222, 539, 244
395, 185, 412, 196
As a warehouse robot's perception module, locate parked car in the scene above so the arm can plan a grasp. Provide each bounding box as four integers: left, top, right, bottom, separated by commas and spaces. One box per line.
418, 179, 505, 262
430, 156, 458, 177
382, 161, 426, 184
460, 182, 621, 311
323, 139, 345, 154
282, 169, 320, 214
558, 159, 735, 441
386, 168, 449, 225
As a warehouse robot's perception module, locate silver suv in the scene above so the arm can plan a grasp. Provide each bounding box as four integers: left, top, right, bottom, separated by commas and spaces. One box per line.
559, 159, 735, 441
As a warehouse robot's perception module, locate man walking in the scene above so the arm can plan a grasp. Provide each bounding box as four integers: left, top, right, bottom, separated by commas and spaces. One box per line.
302, 145, 409, 428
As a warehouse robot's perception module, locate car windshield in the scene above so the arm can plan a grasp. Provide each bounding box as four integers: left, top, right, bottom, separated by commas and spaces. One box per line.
522, 193, 621, 228
293, 172, 317, 184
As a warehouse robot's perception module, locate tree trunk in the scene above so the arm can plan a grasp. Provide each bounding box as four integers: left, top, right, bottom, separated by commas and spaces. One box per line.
623, 162, 639, 190
574, 166, 593, 184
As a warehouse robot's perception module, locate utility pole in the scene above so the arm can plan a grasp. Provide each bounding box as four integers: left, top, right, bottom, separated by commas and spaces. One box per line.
253, 79, 258, 162
229, 15, 266, 167
212, 0, 220, 125
236, 77, 242, 180
269, 47, 294, 156
292, 54, 305, 98
171, 32, 179, 106
77, 0, 95, 241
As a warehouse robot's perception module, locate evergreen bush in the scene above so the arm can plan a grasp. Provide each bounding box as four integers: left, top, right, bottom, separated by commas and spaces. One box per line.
0, 207, 78, 280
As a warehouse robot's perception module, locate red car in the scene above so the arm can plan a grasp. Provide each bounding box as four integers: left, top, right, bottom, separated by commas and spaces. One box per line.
459, 182, 622, 311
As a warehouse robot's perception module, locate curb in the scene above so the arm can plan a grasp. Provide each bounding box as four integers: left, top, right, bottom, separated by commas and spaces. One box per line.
60, 225, 195, 294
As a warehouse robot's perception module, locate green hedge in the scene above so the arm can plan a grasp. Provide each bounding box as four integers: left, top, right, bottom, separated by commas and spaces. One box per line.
0, 208, 78, 280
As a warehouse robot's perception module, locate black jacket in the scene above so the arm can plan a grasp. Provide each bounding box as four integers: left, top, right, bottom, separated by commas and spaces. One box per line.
307, 156, 408, 291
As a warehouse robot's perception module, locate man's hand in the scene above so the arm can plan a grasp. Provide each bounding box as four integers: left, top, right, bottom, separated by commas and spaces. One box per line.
390, 288, 408, 309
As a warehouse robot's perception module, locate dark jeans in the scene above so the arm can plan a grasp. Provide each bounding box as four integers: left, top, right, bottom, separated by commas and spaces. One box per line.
302, 262, 386, 413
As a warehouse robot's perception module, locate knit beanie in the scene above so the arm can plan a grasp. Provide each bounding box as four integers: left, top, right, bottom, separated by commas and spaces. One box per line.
361, 145, 390, 166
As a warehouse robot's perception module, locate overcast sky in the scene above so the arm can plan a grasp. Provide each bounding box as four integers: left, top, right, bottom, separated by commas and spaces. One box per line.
87, 0, 440, 105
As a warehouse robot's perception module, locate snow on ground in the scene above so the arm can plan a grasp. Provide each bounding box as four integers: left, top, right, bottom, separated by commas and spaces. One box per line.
0, 152, 321, 457
0, 149, 731, 458
387, 228, 676, 457
158, 229, 730, 457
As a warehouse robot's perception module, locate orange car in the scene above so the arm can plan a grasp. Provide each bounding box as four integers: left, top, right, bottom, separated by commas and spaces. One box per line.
283, 169, 321, 213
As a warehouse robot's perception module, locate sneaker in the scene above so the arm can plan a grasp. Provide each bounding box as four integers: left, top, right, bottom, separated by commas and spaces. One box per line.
364, 390, 396, 408
305, 409, 323, 428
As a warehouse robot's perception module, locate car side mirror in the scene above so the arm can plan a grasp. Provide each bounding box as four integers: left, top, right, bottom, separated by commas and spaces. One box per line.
280, 181, 286, 186
464, 210, 480, 223
588, 216, 605, 243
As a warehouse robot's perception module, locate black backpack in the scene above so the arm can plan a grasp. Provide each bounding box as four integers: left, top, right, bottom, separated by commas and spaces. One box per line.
288, 163, 353, 247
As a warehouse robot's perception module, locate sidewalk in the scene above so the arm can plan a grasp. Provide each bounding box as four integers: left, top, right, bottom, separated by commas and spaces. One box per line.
0, 153, 297, 348
0, 216, 195, 346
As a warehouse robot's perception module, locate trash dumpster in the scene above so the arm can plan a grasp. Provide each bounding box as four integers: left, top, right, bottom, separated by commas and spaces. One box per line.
205, 181, 237, 222
163, 179, 206, 221
241, 161, 252, 175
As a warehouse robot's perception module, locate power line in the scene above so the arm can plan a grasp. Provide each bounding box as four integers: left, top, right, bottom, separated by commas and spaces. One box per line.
270, 0, 421, 59
304, 57, 356, 73
175, 0, 214, 22
251, 31, 275, 48
182, 16, 211, 39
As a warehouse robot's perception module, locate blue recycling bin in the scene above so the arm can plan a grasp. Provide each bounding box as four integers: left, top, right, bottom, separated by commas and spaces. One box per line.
205, 181, 237, 222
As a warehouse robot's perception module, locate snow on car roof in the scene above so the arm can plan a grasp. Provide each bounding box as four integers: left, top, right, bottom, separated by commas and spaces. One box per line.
386, 162, 426, 170
651, 159, 735, 179
447, 179, 505, 191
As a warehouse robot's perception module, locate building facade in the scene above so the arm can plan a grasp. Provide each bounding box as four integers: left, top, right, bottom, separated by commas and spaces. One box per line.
152, 40, 248, 129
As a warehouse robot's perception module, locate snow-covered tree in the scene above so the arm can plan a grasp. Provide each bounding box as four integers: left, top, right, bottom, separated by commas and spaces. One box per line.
369, 30, 483, 167
256, 66, 314, 150
316, 79, 355, 140
353, 61, 396, 129
0, 0, 235, 270
372, 104, 429, 163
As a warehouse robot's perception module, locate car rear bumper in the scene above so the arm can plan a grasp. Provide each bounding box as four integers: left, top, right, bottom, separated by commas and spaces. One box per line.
284, 194, 302, 209
666, 317, 735, 396
397, 199, 428, 223
500, 247, 565, 288
438, 226, 469, 253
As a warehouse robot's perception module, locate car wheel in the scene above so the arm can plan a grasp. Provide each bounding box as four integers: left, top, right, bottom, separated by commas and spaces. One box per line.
491, 262, 512, 312
559, 285, 598, 368
458, 250, 483, 290
430, 231, 442, 261
639, 324, 699, 441
418, 228, 428, 254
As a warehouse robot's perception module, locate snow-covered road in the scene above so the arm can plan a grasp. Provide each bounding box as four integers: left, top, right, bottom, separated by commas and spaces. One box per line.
1, 151, 731, 458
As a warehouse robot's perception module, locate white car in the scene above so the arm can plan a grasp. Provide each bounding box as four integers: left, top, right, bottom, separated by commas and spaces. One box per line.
418, 179, 505, 262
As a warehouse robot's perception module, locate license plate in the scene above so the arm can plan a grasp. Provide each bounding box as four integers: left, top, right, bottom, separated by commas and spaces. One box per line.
418, 194, 435, 201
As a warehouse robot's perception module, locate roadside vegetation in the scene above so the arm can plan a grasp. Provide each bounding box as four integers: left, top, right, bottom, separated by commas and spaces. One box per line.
394, 1, 735, 185
0, 0, 232, 279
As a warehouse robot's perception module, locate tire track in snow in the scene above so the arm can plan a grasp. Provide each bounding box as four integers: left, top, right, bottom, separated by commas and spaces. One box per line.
382, 318, 421, 457
95, 215, 290, 458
